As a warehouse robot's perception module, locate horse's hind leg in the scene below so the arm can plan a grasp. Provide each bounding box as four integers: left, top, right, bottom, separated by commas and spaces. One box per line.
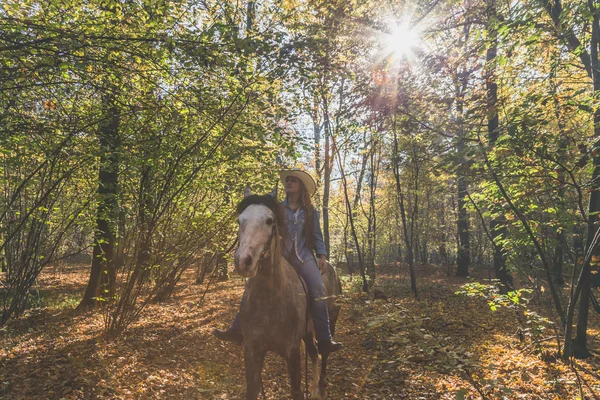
304, 334, 321, 399
288, 347, 303, 400
316, 303, 337, 398
318, 352, 329, 399
244, 346, 266, 400
329, 303, 341, 336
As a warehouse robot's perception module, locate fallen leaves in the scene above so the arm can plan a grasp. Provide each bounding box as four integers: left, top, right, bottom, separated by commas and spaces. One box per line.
0, 263, 598, 399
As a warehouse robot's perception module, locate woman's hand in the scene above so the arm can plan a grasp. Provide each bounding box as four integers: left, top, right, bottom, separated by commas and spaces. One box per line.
318, 255, 328, 274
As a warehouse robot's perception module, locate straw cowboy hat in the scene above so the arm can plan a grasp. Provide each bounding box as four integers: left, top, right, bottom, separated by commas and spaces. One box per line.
279, 169, 317, 197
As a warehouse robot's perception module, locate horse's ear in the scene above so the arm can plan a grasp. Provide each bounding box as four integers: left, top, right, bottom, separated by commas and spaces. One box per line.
267, 182, 278, 199
244, 184, 252, 197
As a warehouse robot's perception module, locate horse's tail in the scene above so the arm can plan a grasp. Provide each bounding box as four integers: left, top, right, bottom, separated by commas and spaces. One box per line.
327, 261, 343, 295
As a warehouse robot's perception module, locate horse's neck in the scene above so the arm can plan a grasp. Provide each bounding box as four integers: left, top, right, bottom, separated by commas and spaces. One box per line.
252, 258, 284, 289
248, 234, 285, 294
248, 242, 286, 293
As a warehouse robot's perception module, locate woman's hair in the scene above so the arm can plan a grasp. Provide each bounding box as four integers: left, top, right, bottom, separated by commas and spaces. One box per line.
288, 179, 316, 252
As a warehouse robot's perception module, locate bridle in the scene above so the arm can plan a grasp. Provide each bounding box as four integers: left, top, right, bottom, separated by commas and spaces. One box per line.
237, 207, 278, 269
257, 220, 277, 264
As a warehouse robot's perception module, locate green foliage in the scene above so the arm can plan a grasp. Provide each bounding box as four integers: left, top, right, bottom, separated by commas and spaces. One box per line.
455, 388, 468, 400
28, 290, 82, 310
456, 282, 551, 348
0, 0, 597, 352
456, 282, 532, 312
340, 274, 369, 294
0, 0, 299, 329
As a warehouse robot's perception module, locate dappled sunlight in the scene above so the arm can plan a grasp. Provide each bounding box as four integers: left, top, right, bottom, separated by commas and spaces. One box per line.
474, 338, 576, 398
1, 263, 598, 398
2, 0, 599, 398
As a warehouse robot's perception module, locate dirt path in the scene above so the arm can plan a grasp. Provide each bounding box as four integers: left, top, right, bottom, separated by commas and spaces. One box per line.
1, 264, 599, 399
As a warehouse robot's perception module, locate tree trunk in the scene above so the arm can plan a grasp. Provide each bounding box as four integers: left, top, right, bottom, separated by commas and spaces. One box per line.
79, 96, 120, 309
323, 131, 331, 257
485, 0, 512, 293
216, 253, 229, 282
313, 107, 321, 203
353, 131, 369, 210
541, 0, 600, 359
136, 161, 154, 283
366, 138, 378, 280
322, 91, 333, 257
456, 118, 470, 276
246, 0, 254, 33
573, 0, 600, 358
456, 164, 470, 276
393, 130, 417, 298
343, 212, 353, 276
332, 133, 368, 292
551, 74, 567, 286
439, 201, 450, 274
455, 23, 472, 277
321, 78, 346, 257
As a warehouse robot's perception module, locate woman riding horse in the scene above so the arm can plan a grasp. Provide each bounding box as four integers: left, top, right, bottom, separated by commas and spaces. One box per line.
213, 169, 343, 354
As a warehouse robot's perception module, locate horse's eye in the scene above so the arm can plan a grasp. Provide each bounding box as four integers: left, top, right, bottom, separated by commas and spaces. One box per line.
266, 218, 274, 225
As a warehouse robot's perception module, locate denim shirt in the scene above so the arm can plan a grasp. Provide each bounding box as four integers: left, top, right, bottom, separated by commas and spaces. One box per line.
282, 199, 327, 263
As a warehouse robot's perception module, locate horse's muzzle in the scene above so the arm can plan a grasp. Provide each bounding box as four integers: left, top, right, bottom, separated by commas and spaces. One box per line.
235, 253, 256, 277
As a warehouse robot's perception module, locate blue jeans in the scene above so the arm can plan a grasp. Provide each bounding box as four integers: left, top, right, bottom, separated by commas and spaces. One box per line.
230, 254, 333, 342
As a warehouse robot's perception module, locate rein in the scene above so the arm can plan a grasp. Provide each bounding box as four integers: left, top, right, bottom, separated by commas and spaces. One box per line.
257, 223, 276, 263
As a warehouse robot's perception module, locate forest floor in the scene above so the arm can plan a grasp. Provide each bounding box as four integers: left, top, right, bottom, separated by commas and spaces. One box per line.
1, 262, 599, 399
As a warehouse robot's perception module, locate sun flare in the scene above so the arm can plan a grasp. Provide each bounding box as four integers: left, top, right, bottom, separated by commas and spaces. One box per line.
382, 21, 421, 60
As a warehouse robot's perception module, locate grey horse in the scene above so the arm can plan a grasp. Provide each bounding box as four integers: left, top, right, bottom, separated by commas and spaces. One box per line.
234, 193, 341, 400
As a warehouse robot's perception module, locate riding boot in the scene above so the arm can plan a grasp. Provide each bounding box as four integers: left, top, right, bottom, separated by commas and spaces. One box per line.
318, 339, 343, 354
312, 296, 343, 354
212, 326, 244, 344
212, 312, 243, 344
213, 295, 245, 344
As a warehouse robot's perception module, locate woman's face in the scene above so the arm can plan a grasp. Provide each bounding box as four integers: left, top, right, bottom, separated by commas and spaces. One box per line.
285, 176, 301, 195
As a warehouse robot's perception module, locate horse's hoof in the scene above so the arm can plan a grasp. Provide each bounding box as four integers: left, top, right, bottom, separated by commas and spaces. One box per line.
314, 388, 327, 400
320, 385, 329, 398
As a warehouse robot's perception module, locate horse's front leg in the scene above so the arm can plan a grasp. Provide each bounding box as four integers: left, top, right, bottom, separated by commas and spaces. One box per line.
244, 345, 266, 400
288, 346, 303, 400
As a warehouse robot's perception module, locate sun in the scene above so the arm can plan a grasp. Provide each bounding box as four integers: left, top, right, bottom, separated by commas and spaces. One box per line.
382, 21, 421, 60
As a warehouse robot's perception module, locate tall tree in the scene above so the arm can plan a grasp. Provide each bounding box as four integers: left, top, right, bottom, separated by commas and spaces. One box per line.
574, 0, 600, 359
485, 0, 513, 293
79, 95, 121, 308
455, 23, 472, 277
392, 129, 418, 298
366, 137, 379, 279
537, 0, 599, 359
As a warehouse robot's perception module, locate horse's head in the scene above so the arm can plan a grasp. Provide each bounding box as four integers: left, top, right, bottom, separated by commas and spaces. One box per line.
235, 192, 285, 277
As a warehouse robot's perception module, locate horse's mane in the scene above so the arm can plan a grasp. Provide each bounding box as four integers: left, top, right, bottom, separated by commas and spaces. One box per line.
237, 195, 288, 240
